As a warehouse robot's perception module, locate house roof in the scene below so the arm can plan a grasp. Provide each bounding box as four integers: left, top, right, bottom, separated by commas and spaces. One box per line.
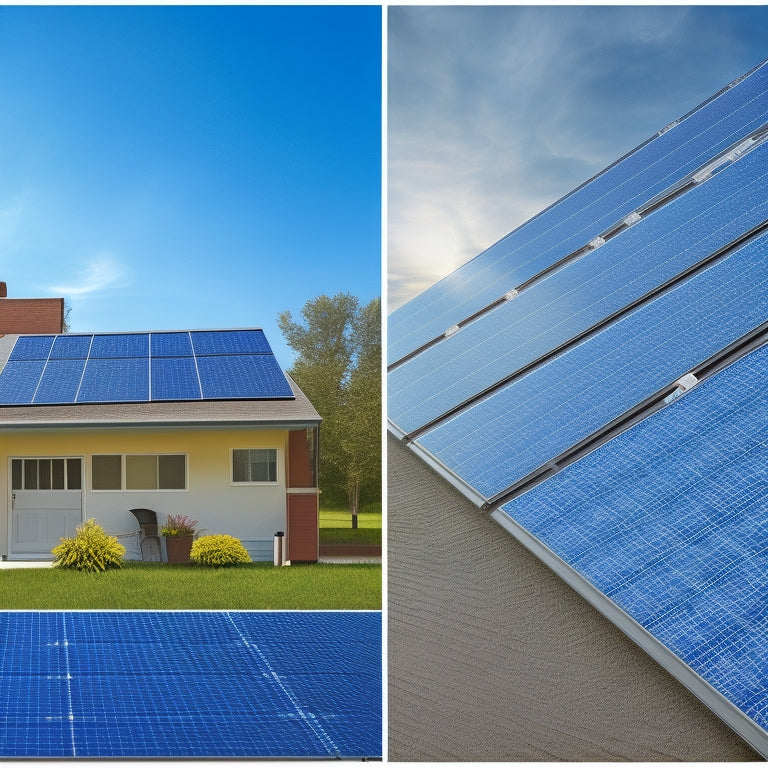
0, 332, 320, 430
388, 59, 768, 757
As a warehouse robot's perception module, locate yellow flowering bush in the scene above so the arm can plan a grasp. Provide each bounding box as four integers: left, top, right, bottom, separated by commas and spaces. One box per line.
52, 519, 126, 573
190, 534, 252, 567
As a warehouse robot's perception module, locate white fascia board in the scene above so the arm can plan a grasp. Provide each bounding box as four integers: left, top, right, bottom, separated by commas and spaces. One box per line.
489, 507, 768, 759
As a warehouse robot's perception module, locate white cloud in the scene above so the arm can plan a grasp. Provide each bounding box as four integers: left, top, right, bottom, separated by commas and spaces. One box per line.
49, 256, 127, 297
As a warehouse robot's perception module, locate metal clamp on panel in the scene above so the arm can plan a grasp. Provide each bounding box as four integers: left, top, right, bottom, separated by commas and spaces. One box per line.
444, 324, 460, 338
587, 236, 606, 250
663, 372, 699, 404
623, 211, 642, 227
503, 289, 519, 302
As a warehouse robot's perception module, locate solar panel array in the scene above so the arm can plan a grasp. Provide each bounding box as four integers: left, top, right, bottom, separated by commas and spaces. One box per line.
388, 59, 768, 755
0, 329, 294, 405
0, 611, 382, 759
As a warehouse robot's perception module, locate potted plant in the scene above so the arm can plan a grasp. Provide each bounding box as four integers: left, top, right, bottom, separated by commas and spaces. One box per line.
161, 514, 198, 563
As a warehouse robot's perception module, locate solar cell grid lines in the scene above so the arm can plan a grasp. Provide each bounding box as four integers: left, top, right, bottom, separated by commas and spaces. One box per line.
0, 611, 382, 759
389, 141, 768, 434
0, 329, 295, 405
388, 58, 768, 364
501, 342, 768, 751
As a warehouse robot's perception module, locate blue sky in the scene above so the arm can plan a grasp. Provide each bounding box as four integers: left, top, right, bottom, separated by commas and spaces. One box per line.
0, 5, 381, 368
388, 5, 768, 312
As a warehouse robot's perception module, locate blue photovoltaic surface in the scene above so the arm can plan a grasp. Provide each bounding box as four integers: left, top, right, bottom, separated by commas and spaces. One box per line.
49, 334, 92, 359
390, 142, 768, 433
197, 354, 295, 399
150, 331, 194, 357
33, 359, 86, 404
0, 611, 382, 759
0, 329, 294, 405
8, 335, 55, 361
191, 329, 272, 356
418, 231, 768, 499
77, 358, 150, 403
89, 333, 149, 359
151, 356, 202, 400
0, 360, 46, 403
389, 59, 768, 363
502, 342, 768, 736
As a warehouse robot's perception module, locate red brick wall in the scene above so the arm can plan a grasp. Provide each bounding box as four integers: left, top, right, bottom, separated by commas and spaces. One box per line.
287, 493, 318, 562
0, 298, 64, 334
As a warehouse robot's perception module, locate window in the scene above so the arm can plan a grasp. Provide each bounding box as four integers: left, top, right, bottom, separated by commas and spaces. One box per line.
91, 454, 187, 491
11, 458, 82, 491
232, 449, 277, 484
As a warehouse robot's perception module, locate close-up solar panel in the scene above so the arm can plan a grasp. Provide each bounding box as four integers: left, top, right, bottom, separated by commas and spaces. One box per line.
388, 58, 768, 365
388, 58, 768, 757
0, 611, 382, 759
0, 329, 295, 405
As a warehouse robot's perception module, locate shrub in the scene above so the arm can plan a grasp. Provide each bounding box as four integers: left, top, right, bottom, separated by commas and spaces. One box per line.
190, 534, 252, 567
52, 519, 126, 573
161, 514, 198, 537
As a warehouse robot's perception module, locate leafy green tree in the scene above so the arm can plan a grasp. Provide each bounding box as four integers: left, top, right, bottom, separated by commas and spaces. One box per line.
278, 293, 381, 525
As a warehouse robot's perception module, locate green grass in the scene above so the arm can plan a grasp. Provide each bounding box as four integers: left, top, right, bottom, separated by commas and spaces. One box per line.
0, 561, 381, 610
319, 509, 382, 546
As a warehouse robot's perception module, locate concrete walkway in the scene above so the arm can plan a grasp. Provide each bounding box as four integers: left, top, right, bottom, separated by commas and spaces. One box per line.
0, 560, 54, 568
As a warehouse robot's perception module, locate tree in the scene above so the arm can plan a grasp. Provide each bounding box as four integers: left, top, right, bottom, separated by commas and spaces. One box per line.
278, 293, 381, 525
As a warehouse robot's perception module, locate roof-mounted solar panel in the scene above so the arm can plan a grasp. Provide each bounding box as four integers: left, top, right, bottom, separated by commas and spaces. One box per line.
0, 329, 293, 406
191, 329, 272, 356
196, 354, 294, 399
389, 142, 768, 434
89, 333, 149, 359
150, 331, 194, 358
49, 334, 92, 360
389, 59, 768, 364
8, 336, 55, 361
496, 342, 768, 756
414, 230, 768, 500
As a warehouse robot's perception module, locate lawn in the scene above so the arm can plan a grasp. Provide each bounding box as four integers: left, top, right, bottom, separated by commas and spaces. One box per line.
0, 561, 381, 610
320, 508, 382, 546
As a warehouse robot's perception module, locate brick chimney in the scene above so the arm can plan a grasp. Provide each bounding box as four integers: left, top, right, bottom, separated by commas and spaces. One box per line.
0, 282, 65, 334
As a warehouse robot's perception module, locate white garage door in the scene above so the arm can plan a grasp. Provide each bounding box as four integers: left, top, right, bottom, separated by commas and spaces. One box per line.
10, 458, 83, 556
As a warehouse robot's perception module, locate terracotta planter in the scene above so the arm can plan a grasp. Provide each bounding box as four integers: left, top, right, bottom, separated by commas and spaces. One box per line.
165, 535, 193, 563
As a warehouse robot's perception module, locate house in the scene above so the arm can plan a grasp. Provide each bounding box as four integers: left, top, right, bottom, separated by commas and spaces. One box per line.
388, 59, 768, 759
0, 325, 321, 562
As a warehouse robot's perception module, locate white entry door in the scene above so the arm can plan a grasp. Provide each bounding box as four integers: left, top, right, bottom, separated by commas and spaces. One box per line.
10, 458, 83, 556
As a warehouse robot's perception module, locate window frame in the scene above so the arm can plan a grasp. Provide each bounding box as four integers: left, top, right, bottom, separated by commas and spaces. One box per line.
90, 453, 189, 492
230, 448, 280, 486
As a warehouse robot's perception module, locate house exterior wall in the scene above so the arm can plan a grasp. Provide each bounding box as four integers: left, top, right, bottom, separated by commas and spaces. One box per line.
0, 426, 301, 561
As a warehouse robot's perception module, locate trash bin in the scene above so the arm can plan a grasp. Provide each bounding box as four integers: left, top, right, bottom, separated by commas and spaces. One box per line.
273, 531, 285, 566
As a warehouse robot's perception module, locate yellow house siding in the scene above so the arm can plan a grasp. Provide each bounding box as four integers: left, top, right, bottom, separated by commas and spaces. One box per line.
1, 427, 291, 559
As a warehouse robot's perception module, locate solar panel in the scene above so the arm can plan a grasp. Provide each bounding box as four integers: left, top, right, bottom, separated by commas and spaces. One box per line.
415, 231, 768, 499
197, 354, 295, 399
150, 331, 194, 357
390, 141, 768, 433
0, 611, 382, 759
499, 342, 768, 747
389, 59, 768, 364
151, 356, 202, 400
33, 359, 86, 404
0, 360, 47, 404
388, 60, 768, 758
8, 335, 54, 361
76, 358, 150, 403
89, 333, 149, 359
49, 334, 92, 359
0, 329, 294, 405
191, 329, 272, 356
